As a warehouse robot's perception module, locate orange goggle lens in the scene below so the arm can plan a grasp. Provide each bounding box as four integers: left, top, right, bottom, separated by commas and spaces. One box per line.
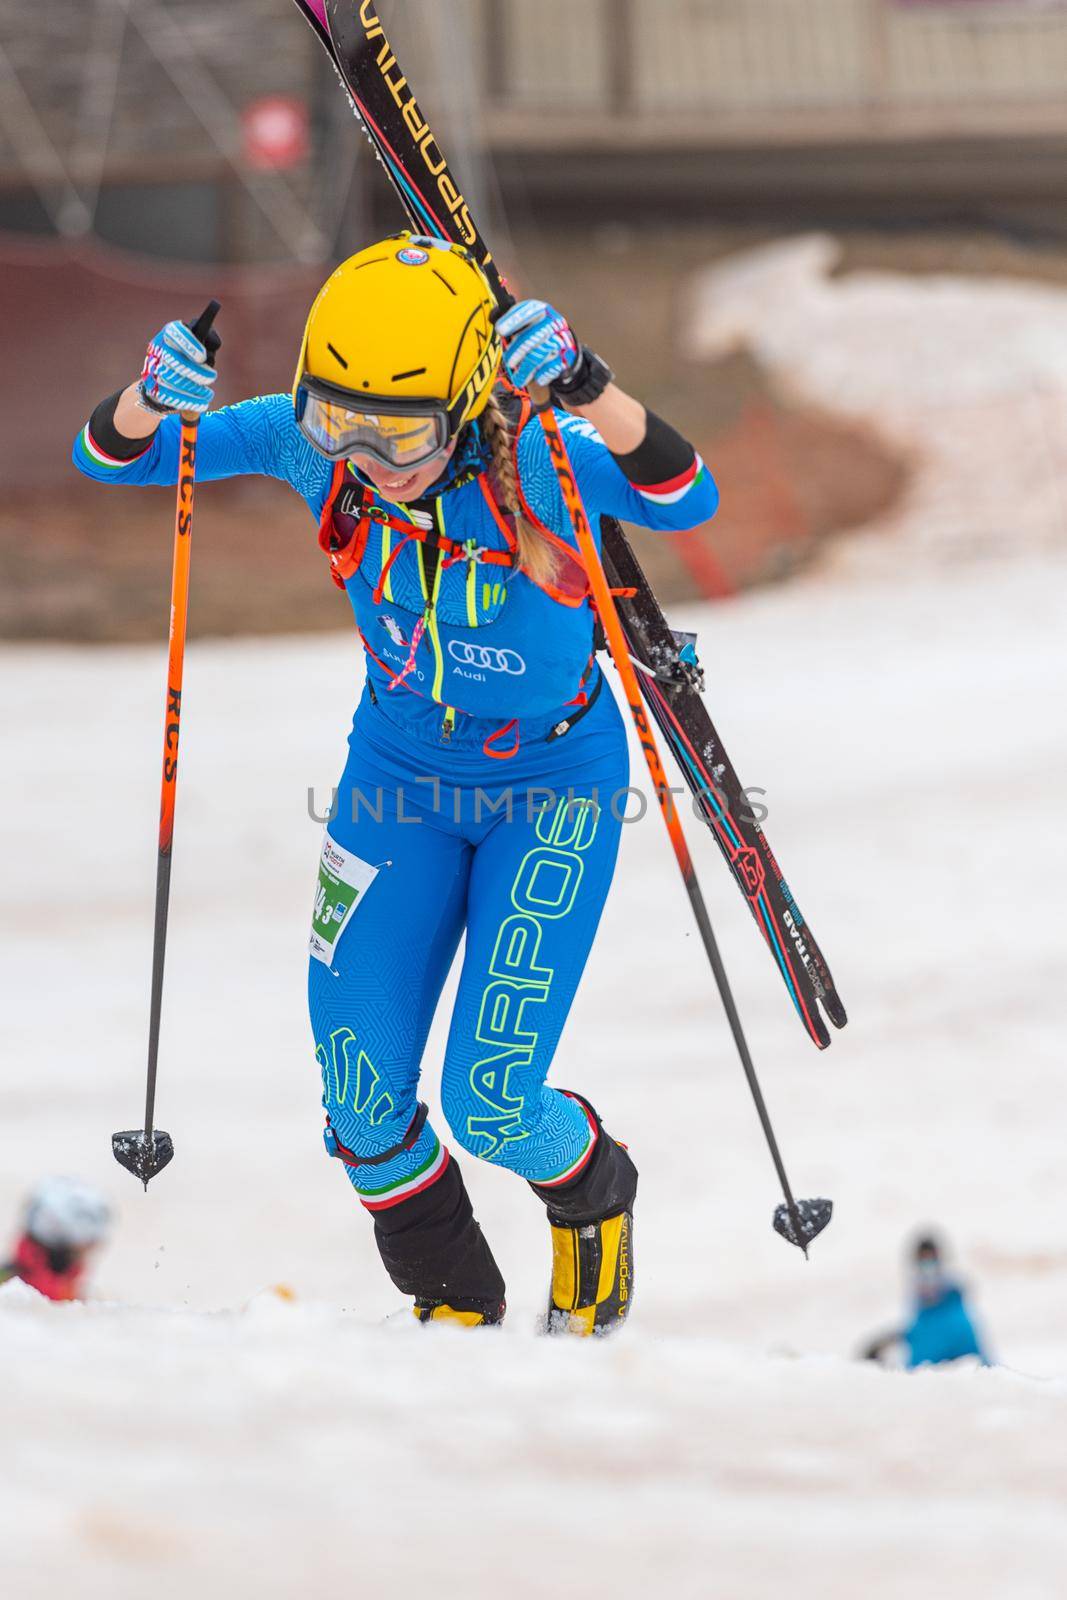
295, 387, 450, 468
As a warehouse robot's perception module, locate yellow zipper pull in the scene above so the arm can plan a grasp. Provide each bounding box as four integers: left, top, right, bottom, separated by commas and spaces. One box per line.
442, 705, 456, 743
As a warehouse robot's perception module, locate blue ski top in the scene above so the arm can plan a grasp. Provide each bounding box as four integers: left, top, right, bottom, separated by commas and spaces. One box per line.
73, 392, 718, 738
904, 1283, 990, 1369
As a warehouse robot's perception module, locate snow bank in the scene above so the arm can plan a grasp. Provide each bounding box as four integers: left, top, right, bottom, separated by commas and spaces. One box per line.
3, 1279, 1065, 1600
690, 234, 1067, 572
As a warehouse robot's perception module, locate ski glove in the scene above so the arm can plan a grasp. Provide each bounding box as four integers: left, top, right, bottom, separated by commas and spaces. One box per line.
497, 298, 613, 406
138, 319, 218, 416
497, 299, 581, 391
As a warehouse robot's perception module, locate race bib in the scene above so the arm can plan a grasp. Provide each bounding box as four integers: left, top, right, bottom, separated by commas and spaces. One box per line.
309, 834, 379, 966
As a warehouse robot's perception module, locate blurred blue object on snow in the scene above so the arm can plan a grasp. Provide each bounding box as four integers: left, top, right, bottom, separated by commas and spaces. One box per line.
862, 1231, 991, 1369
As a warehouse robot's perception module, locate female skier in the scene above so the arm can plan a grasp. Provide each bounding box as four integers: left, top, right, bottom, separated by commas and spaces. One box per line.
74, 234, 718, 1333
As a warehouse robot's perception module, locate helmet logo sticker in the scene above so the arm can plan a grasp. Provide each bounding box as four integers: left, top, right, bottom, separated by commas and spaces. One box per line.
397, 246, 430, 266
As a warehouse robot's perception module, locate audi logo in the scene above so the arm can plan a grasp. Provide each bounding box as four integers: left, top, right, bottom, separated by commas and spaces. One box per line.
447, 640, 526, 675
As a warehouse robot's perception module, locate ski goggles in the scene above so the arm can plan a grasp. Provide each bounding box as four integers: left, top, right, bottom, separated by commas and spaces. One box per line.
294, 377, 463, 469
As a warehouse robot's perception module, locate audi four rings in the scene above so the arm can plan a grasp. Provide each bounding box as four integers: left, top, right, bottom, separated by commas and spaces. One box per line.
447, 641, 526, 675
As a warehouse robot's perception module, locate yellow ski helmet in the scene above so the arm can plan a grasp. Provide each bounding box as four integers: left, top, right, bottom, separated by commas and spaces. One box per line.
293, 233, 501, 468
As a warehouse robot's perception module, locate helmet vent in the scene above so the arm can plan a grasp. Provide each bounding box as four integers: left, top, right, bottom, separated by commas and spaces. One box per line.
326, 342, 349, 370
391, 367, 427, 382
432, 269, 458, 296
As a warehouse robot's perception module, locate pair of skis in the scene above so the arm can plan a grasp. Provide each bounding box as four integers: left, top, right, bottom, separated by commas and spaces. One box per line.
285, 0, 842, 1253
600, 534, 847, 1050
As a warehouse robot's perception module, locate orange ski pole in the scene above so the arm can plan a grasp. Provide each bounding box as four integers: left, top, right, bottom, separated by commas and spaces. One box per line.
113, 300, 220, 1187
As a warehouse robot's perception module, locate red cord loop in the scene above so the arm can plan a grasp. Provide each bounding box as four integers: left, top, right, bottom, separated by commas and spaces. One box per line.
482, 718, 520, 760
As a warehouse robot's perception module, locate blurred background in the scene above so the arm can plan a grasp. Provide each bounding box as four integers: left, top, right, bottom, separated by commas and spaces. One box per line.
3, 6, 1067, 1594
7, 0, 1067, 637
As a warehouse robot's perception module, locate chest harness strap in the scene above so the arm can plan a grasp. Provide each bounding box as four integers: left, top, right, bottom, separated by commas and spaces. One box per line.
314, 408, 622, 755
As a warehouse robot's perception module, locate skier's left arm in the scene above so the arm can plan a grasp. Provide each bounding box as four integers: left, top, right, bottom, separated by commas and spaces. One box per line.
498, 298, 718, 532
557, 403, 718, 533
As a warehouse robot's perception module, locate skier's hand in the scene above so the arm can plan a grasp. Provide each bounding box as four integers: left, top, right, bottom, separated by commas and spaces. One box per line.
497, 298, 581, 391
138, 318, 219, 416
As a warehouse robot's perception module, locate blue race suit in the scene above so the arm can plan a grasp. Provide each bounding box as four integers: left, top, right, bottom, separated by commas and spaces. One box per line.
904, 1283, 990, 1368
74, 391, 718, 1207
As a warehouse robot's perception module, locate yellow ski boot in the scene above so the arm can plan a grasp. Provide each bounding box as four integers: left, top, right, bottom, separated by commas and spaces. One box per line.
413, 1298, 505, 1327
546, 1211, 633, 1336
349, 1131, 506, 1328
532, 1094, 638, 1338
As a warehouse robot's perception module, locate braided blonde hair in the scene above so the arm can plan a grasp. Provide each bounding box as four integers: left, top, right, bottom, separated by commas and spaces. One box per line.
480, 392, 559, 590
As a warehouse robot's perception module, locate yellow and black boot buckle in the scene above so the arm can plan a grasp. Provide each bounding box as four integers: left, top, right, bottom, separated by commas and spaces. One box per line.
413, 1297, 505, 1328
546, 1211, 633, 1337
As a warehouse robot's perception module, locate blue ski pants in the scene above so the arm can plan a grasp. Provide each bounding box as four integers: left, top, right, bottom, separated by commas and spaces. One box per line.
307, 679, 630, 1212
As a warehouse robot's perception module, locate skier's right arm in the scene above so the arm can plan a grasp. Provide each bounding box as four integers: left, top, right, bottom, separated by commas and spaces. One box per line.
860, 1328, 902, 1363
72, 317, 287, 489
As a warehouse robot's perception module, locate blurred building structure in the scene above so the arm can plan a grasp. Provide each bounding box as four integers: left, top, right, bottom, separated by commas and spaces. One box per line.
488, 0, 1067, 131
0, 0, 336, 261
4, 0, 1067, 261
486, 0, 1067, 222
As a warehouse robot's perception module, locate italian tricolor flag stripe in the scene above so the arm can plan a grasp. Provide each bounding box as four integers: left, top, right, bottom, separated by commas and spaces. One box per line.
78, 424, 150, 470
635, 455, 706, 506
535, 1101, 599, 1189
355, 1138, 450, 1212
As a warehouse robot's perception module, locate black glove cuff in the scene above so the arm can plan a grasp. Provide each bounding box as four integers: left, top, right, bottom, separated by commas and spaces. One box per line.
550, 346, 614, 408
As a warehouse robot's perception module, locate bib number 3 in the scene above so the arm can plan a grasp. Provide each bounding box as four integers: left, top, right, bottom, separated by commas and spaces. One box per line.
309, 833, 380, 967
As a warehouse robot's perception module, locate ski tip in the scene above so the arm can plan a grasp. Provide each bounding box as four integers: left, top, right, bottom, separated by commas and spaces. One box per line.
112, 1129, 175, 1186
773, 1196, 833, 1253
823, 993, 848, 1030
807, 992, 847, 1047
809, 1015, 832, 1050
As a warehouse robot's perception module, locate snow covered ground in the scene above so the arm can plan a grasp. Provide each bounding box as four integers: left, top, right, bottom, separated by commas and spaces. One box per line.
3, 250, 1067, 1595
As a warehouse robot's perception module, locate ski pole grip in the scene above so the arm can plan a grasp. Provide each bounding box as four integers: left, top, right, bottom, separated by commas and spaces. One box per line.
528, 380, 552, 415
188, 299, 222, 369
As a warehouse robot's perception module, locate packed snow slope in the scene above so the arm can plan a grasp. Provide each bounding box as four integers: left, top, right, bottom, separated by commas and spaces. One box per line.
691, 233, 1067, 572
3, 246, 1067, 1596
